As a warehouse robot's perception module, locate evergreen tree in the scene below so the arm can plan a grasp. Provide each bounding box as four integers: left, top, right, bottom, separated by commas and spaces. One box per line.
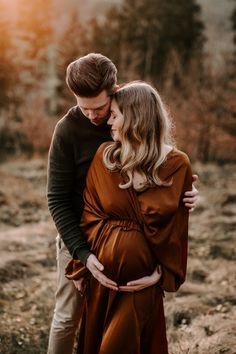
156, 1, 204, 73
113, 0, 162, 81
87, 7, 125, 77
89, 0, 205, 84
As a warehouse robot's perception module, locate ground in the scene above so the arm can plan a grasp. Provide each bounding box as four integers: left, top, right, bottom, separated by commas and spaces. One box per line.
0, 158, 235, 354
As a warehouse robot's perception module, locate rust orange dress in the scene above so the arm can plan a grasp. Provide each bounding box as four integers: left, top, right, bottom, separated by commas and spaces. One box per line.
65, 142, 192, 354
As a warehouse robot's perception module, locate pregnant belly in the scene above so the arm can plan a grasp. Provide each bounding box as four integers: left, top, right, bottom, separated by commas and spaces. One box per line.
93, 221, 156, 285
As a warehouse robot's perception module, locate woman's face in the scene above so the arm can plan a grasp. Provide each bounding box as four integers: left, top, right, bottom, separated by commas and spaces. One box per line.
107, 99, 124, 142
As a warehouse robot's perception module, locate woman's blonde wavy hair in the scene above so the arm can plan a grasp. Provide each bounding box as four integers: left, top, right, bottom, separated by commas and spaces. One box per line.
103, 81, 174, 191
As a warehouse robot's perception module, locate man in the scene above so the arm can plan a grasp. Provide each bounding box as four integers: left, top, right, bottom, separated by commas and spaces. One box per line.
47, 53, 198, 354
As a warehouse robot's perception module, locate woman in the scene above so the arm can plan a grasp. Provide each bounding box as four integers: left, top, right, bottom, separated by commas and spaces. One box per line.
66, 81, 192, 353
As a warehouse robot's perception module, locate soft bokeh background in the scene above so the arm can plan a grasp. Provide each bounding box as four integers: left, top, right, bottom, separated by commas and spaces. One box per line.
0, 1, 235, 353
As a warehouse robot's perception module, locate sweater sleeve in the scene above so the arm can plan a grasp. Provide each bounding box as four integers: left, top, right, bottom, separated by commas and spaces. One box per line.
139, 153, 192, 292
47, 120, 92, 264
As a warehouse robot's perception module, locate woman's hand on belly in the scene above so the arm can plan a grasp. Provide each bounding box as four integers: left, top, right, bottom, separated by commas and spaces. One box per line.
86, 254, 119, 291
118, 265, 162, 292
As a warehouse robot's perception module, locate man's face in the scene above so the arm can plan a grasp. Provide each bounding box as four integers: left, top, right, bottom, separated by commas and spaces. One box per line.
76, 90, 111, 126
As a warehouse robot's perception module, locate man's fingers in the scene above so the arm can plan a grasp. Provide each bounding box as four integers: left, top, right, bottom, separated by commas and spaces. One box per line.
192, 174, 198, 183
97, 274, 117, 287
93, 259, 104, 271
86, 254, 104, 272
99, 280, 118, 291
93, 271, 118, 289
183, 196, 197, 203
184, 190, 198, 197
185, 202, 195, 208
86, 254, 118, 290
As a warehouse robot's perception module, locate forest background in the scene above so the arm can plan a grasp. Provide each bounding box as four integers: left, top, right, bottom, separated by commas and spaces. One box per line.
1, 0, 236, 162
0, 0, 236, 353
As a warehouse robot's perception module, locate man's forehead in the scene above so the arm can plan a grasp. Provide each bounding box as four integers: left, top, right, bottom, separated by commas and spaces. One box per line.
76, 91, 111, 109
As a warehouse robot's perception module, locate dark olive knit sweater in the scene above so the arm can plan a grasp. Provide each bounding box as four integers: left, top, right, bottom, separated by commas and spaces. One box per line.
47, 106, 111, 264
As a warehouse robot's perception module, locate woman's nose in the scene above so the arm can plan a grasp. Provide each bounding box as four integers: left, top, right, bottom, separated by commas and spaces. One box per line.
107, 116, 113, 125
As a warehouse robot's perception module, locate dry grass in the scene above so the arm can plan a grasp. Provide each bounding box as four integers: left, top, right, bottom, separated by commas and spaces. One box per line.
0, 158, 236, 353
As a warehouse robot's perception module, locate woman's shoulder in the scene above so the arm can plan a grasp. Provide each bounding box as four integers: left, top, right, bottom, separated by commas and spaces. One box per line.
168, 148, 191, 165
160, 147, 191, 179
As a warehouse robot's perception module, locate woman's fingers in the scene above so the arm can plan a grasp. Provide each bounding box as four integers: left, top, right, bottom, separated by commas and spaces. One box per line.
86, 255, 164, 292
119, 267, 162, 292
119, 284, 149, 291
119, 281, 155, 292
126, 277, 150, 286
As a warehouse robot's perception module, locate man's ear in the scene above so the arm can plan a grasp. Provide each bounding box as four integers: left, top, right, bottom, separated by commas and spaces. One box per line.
109, 85, 120, 95
113, 84, 120, 92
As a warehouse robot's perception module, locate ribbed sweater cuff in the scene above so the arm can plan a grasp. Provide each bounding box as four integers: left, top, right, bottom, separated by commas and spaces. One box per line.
75, 248, 92, 265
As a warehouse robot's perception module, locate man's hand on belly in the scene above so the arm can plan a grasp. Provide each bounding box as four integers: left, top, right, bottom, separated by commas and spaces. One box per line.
86, 254, 119, 291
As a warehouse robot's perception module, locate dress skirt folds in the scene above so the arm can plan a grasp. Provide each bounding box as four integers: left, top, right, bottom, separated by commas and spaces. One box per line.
65, 142, 192, 354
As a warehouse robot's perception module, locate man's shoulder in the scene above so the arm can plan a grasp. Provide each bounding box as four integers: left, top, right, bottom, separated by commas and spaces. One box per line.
57, 106, 82, 129
53, 106, 83, 139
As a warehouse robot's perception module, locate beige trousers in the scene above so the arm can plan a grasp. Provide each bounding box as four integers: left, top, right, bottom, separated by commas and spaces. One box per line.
47, 236, 84, 354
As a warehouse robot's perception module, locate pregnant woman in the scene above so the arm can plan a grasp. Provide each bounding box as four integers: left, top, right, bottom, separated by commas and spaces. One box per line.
66, 81, 192, 354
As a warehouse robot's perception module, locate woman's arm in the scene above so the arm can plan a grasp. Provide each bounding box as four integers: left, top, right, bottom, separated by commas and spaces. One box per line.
138, 154, 192, 292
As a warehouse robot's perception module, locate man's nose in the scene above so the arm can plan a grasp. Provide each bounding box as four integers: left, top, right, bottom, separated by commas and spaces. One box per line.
88, 110, 97, 119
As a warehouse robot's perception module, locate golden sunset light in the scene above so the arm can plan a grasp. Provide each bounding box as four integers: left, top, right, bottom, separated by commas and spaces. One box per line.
0, 1, 236, 353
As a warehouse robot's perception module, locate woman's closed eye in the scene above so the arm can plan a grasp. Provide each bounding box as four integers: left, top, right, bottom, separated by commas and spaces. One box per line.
109, 114, 116, 120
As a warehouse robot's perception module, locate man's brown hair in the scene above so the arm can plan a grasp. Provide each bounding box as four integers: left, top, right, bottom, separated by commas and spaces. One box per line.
66, 53, 117, 97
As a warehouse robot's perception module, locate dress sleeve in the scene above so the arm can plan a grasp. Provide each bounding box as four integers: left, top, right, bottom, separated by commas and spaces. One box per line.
138, 153, 192, 292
